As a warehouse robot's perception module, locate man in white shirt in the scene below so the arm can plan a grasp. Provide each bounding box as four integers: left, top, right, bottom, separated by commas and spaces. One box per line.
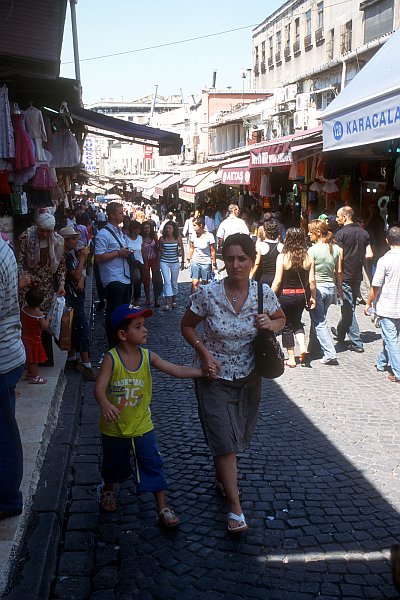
216, 204, 249, 249
365, 226, 400, 383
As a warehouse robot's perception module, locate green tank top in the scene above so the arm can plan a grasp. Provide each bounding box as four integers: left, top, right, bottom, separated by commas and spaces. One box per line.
100, 347, 154, 438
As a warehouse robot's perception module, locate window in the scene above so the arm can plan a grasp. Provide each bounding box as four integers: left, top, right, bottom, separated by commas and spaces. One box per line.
269, 36, 273, 58
306, 10, 312, 36
327, 28, 334, 59
341, 20, 352, 53
276, 30, 282, 53
317, 2, 324, 31
285, 24, 291, 48
295, 18, 300, 42
128, 116, 133, 122
261, 41, 266, 63
362, 0, 393, 43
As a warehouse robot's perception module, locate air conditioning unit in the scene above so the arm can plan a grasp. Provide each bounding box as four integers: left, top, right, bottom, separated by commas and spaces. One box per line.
285, 84, 297, 101
296, 93, 310, 111
294, 110, 305, 129
274, 88, 286, 104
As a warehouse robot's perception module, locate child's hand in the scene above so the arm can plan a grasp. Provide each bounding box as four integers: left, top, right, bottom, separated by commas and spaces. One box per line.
101, 402, 120, 422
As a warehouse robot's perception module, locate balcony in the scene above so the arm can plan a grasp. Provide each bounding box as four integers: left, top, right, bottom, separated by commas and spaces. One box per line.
284, 46, 291, 60
304, 34, 312, 50
293, 40, 301, 55
261, 60, 266, 73
275, 51, 282, 64
315, 28, 324, 44
268, 56, 274, 68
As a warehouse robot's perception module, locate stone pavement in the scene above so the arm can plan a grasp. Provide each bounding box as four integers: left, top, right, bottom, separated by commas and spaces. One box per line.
6, 279, 400, 600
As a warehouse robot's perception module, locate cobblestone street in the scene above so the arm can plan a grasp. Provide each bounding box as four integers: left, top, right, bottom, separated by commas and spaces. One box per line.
50, 282, 399, 600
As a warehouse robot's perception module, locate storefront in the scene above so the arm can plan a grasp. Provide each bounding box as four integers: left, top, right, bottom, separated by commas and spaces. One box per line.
321, 27, 400, 226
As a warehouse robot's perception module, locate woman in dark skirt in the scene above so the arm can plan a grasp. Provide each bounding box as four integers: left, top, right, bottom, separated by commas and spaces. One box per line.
181, 233, 285, 533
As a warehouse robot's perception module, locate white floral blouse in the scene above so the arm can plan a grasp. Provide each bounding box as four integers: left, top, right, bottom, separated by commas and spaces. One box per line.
189, 278, 281, 381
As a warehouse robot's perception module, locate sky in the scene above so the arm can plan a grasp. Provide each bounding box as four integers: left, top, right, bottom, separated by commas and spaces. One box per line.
60, 1, 282, 105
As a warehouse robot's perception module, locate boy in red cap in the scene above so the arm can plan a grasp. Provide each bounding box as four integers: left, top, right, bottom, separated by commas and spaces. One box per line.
94, 304, 209, 527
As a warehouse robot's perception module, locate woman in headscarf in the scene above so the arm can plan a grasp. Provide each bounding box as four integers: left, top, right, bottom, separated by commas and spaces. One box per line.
18, 211, 66, 365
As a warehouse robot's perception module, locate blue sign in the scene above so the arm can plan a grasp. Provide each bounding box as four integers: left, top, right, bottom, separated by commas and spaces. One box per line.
333, 121, 343, 141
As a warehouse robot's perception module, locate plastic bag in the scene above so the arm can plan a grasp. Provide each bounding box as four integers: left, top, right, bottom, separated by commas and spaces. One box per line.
47, 295, 65, 339
56, 307, 73, 351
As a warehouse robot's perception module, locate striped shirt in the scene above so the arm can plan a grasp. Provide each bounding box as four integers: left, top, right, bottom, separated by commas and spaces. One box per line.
0, 239, 25, 374
160, 241, 179, 264
372, 248, 400, 319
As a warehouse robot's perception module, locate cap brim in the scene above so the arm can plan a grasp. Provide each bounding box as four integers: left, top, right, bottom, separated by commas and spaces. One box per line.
125, 308, 153, 320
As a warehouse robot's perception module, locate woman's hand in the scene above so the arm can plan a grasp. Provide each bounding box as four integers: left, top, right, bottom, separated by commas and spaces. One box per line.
255, 313, 275, 331
199, 349, 221, 380
57, 284, 66, 297
100, 401, 120, 422
309, 297, 316, 310
18, 272, 32, 289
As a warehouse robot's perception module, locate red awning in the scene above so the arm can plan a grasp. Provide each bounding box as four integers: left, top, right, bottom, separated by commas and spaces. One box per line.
250, 141, 292, 167
221, 160, 250, 186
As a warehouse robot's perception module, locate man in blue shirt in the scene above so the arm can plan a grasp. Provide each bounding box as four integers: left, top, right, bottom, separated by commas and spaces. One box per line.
95, 202, 132, 346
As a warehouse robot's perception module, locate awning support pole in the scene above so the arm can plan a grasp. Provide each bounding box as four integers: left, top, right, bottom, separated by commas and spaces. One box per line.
70, 0, 82, 89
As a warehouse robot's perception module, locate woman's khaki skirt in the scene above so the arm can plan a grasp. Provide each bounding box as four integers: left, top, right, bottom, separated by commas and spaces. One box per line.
194, 374, 262, 456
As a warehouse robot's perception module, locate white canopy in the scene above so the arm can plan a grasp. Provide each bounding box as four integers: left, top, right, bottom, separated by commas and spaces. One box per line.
321, 28, 400, 151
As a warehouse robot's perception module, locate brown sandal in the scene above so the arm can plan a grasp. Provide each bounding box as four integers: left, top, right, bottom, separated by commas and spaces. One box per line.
100, 490, 116, 512
159, 507, 180, 528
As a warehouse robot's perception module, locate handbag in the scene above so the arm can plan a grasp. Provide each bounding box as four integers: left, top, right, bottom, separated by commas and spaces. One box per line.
254, 282, 284, 379
56, 307, 73, 351
152, 269, 164, 296
105, 226, 142, 284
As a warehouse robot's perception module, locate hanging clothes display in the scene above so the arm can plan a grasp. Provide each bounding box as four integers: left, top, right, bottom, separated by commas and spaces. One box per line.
30, 164, 56, 189
50, 127, 81, 168
24, 105, 48, 162
11, 113, 36, 171
0, 86, 15, 160
0, 171, 11, 194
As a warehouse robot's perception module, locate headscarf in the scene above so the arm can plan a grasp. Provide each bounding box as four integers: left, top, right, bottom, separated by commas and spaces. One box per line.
26, 213, 65, 274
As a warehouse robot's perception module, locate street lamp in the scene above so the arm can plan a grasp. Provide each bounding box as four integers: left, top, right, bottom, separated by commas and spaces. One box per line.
240, 69, 247, 106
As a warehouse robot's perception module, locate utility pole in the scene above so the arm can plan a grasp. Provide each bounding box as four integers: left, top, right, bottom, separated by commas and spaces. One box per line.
69, 0, 81, 90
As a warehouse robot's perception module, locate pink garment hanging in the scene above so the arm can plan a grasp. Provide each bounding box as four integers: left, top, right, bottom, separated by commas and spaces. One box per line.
30, 164, 56, 189
11, 113, 35, 171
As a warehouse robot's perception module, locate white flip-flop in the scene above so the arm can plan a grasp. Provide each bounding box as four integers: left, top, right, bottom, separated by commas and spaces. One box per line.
227, 512, 248, 533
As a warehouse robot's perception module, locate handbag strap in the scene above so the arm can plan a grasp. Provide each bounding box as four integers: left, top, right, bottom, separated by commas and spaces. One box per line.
297, 271, 309, 309
257, 282, 264, 314
104, 226, 124, 248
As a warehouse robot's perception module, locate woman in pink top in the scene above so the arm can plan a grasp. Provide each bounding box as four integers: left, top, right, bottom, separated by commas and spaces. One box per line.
141, 220, 161, 307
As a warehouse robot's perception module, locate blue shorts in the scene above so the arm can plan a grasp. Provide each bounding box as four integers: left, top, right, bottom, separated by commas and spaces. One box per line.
190, 261, 212, 281
101, 429, 168, 492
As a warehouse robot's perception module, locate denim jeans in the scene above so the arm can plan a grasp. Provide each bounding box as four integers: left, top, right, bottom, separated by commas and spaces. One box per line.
160, 261, 180, 298
377, 317, 400, 380
337, 280, 363, 349
104, 281, 131, 347
0, 364, 24, 512
309, 284, 337, 360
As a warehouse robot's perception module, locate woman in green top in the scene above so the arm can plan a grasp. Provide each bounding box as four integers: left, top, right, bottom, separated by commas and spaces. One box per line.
307, 219, 343, 365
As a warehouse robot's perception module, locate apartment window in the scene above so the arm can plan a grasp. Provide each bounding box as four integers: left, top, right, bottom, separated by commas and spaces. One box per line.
317, 2, 324, 31
362, 0, 393, 43
269, 36, 273, 58
295, 18, 300, 42
341, 20, 352, 53
128, 116, 134, 122
285, 24, 291, 48
261, 41, 266, 72
306, 10, 312, 36
276, 30, 282, 62
326, 28, 334, 59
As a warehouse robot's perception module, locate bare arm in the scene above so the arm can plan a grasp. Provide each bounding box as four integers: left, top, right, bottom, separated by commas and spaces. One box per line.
150, 352, 203, 378
271, 254, 284, 294
364, 285, 381, 315
94, 354, 120, 422
365, 244, 373, 259
95, 247, 130, 263
249, 250, 261, 279
210, 243, 217, 268
335, 249, 343, 296
308, 258, 317, 309
181, 308, 221, 378
178, 236, 185, 265
254, 307, 286, 333
186, 240, 194, 262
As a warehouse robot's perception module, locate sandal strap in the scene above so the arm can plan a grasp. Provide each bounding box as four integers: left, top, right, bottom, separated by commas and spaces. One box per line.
228, 512, 246, 524
159, 507, 176, 519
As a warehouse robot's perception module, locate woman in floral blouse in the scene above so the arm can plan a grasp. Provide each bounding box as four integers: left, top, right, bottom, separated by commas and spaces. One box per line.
181, 233, 285, 533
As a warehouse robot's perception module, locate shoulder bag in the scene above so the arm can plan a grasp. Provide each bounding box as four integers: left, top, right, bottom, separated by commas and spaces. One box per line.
254, 282, 285, 379
104, 226, 141, 285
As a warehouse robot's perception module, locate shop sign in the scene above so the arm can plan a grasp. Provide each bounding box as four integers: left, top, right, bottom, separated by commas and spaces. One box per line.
221, 167, 251, 185
250, 142, 292, 167
323, 95, 400, 151
144, 146, 153, 159
181, 185, 196, 195
83, 137, 96, 173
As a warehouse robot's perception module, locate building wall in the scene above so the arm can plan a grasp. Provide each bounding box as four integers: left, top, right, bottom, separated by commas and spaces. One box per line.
253, 0, 399, 91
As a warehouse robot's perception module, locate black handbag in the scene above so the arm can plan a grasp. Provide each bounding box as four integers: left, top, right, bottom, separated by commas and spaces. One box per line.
105, 226, 142, 284
254, 282, 285, 379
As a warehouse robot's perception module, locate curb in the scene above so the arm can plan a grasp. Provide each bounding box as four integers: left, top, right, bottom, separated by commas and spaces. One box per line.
4, 371, 83, 600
